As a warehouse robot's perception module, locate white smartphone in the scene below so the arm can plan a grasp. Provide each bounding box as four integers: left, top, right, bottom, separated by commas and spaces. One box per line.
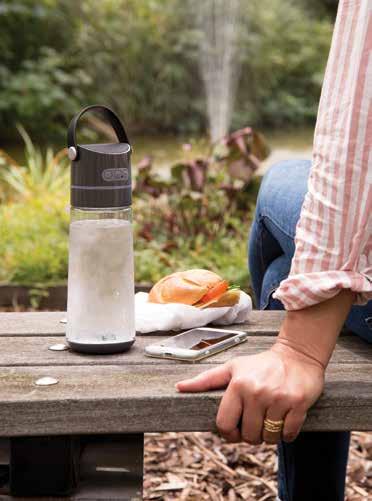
144, 327, 248, 362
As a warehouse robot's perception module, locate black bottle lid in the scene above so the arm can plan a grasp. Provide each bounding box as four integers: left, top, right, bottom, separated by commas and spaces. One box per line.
67, 105, 132, 209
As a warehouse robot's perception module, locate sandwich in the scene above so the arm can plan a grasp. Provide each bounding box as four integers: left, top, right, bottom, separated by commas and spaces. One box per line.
148, 269, 240, 308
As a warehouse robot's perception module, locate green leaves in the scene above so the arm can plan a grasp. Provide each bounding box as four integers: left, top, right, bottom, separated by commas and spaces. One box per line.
0, 47, 91, 140
228, 284, 241, 291
236, 0, 333, 127
0, 0, 333, 140
0, 127, 70, 284
130, 131, 264, 289
0, 194, 69, 284
0, 125, 258, 288
0, 126, 69, 201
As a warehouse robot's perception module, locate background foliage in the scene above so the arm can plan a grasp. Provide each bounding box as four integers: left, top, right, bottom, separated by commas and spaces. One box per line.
0, 129, 263, 287
0, 0, 337, 289
0, 194, 69, 284
0, 0, 335, 142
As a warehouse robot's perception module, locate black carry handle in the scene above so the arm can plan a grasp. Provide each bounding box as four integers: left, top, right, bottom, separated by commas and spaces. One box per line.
67, 105, 130, 161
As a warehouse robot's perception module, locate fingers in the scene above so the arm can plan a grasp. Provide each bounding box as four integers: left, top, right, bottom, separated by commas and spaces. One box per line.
282, 408, 307, 443
262, 406, 288, 445
216, 384, 243, 443
240, 395, 265, 445
263, 401, 307, 444
217, 388, 307, 445
218, 376, 266, 445
176, 364, 232, 393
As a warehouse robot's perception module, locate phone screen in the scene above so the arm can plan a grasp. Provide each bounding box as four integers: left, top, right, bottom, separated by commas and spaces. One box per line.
159, 329, 238, 351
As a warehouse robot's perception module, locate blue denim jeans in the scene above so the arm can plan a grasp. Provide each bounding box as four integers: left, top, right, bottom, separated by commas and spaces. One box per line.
248, 159, 372, 501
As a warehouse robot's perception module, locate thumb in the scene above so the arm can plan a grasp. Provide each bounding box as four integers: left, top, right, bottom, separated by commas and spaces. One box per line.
176, 364, 232, 393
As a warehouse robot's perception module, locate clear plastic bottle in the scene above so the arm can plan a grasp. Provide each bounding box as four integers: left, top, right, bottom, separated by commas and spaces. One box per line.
65, 105, 135, 354
66, 208, 135, 353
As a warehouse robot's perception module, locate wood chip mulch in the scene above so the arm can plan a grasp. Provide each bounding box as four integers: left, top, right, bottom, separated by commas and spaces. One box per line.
144, 431, 372, 500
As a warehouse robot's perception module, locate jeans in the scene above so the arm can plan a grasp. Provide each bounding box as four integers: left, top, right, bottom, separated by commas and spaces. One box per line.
248, 159, 372, 501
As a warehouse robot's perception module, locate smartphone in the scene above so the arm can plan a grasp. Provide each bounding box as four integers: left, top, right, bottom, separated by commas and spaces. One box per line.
144, 327, 248, 362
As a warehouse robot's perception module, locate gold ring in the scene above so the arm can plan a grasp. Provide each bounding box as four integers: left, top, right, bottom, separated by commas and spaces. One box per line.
263, 418, 284, 433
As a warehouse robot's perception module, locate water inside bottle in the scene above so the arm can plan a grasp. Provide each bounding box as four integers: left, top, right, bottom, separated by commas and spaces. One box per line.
66, 219, 135, 345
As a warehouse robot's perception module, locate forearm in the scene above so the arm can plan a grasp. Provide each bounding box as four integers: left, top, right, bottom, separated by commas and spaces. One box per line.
273, 0, 372, 311
271, 289, 355, 369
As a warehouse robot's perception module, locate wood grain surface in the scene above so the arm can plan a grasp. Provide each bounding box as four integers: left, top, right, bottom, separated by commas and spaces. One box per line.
0, 311, 286, 337
0, 335, 368, 367
0, 311, 371, 436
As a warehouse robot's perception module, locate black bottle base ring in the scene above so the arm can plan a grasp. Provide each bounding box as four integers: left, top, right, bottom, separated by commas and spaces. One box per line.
67, 338, 135, 355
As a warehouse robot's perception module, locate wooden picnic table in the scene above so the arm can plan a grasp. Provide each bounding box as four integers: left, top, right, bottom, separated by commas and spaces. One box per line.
0, 310, 371, 499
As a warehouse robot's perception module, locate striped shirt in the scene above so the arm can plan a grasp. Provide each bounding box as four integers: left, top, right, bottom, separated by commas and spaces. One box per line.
274, 0, 372, 311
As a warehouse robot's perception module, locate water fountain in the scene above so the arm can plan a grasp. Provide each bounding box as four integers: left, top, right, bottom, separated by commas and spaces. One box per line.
193, 0, 242, 142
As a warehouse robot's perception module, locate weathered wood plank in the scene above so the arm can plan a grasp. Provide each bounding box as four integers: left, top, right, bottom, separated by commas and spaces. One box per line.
0, 364, 371, 436
0, 312, 67, 337
0, 335, 369, 367
0, 311, 286, 337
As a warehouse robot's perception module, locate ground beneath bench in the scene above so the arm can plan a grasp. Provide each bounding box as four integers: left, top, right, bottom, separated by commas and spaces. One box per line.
144, 431, 372, 500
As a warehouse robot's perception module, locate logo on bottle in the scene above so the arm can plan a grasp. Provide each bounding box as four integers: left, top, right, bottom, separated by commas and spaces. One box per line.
102, 333, 117, 342
102, 168, 129, 182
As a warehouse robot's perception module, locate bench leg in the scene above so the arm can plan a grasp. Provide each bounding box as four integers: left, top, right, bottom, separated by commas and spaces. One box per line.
10, 435, 80, 496
1, 434, 144, 500
0, 438, 9, 490
79, 433, 144, 500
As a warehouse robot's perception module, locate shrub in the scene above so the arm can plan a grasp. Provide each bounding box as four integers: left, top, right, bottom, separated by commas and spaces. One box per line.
0, 195, 70, 284
0, 128, 70, 284
0, 126, 69, 202
0, 128, 263, 288
0, 0, 334, 140
0, 192, 253, 287
236, 0, 333, 127
132, 128, 264, 287
0, 1, 88, 141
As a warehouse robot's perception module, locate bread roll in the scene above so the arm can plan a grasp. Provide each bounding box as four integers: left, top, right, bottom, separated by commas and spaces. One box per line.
148, 269, 223, 305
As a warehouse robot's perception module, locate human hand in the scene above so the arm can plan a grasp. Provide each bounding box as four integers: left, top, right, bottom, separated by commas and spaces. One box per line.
177, 291, 355, 444
176, 346, 325, 444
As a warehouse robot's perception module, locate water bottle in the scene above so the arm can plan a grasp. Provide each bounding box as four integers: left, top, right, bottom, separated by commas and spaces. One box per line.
66, 105, 135, 354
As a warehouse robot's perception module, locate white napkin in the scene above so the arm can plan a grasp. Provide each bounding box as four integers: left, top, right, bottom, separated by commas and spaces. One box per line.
135, 291, 252, 333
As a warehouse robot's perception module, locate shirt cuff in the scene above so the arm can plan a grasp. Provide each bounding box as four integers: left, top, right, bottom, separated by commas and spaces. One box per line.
273, 270, 372, 311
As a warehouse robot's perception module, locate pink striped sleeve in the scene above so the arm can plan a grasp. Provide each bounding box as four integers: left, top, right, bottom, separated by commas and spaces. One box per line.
274, 0, 372, 311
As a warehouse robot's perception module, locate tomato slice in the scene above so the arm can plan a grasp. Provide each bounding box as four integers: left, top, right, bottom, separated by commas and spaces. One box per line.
199, 280, 228, 305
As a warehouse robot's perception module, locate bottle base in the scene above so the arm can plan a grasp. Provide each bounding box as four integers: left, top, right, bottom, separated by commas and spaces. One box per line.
67, 338, 135, 355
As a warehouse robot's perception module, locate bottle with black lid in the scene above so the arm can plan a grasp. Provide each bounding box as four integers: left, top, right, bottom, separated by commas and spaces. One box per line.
66, 105, 135, 354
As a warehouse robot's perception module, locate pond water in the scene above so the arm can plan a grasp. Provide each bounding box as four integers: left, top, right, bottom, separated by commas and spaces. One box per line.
3, 127, 314, 175
135, 127, 314, 175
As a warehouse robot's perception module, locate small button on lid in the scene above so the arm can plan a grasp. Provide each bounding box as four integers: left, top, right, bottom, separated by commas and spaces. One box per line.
68, 147, 77, 161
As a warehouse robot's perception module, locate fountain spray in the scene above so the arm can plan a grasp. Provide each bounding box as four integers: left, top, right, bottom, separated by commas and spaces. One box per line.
193, 0, 242, 142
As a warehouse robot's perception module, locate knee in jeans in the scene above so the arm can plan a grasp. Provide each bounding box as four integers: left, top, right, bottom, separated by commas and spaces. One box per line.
256, 159, 311, 217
